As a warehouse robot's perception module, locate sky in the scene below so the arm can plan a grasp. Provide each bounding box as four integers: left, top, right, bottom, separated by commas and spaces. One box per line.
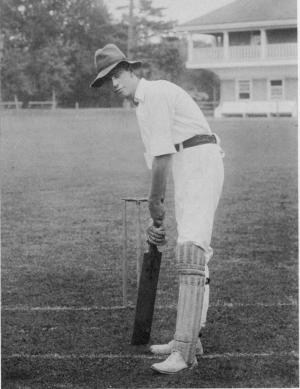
106, 0, 236, 24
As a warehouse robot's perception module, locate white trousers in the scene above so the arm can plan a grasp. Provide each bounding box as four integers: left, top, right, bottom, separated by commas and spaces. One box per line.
172, 142, 224, 327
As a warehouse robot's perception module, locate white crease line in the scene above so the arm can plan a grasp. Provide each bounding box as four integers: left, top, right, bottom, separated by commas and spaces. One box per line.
2, 351, 298, 360
2, 302, 297, 312
212, 302, 298, 307
2, 305, 131, 311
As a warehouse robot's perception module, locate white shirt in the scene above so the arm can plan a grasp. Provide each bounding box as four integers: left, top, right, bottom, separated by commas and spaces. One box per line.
134, 78, 211, 168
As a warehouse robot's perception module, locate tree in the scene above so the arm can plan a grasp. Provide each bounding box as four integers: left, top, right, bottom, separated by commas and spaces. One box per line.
134, 39, 184, 84
182, 69, 220, 101
1, 0, 120, 106
2, 0, 70, 102
133, 0, 173, 46
116, 0, 185, 83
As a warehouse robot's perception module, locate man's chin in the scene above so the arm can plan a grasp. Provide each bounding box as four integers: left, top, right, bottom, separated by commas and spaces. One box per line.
114, 90, 130, 99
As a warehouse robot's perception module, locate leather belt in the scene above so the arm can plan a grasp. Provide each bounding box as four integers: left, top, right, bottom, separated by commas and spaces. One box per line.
175, 134, 217, 152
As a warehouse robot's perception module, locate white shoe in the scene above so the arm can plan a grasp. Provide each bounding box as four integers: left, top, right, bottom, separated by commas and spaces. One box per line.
150, 339, 203, 355
151, 351, 197, 374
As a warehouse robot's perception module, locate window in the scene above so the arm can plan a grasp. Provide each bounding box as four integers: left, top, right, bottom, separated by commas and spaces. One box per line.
270, 80, 283, 99
238, 80, 251, 100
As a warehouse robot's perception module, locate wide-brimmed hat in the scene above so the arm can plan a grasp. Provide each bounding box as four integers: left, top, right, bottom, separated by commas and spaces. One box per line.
90, 44, 142, 88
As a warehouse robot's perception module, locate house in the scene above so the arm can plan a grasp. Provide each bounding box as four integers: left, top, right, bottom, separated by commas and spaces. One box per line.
175, 0, 298, 118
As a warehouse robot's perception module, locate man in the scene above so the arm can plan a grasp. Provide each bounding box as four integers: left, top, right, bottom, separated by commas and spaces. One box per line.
91, 44, 224, 374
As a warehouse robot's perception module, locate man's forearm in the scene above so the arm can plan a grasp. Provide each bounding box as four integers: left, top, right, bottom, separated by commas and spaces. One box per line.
149, 154, 172, 225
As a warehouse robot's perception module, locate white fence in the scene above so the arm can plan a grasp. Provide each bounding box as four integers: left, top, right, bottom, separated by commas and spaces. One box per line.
192, 43, 297, 64
215, 100, 298, 118
267, 43, 297, 58
0, 96, 22, 110
28, 100, 57, 109
229, 45, 261, 61
1, 90, 58, 110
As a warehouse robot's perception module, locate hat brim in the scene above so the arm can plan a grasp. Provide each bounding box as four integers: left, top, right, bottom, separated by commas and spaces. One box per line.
90, 60, 142, 88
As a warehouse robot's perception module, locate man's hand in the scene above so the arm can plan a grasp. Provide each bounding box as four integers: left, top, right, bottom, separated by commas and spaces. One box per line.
146, 223, 166, 246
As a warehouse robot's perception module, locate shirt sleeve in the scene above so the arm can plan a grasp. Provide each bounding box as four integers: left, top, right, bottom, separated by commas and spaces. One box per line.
145, 87, 177, 157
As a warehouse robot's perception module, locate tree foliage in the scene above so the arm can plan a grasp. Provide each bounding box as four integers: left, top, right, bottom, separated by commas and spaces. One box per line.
122, 0, 185, 83
1, 0, 118, 106
1, 0, 219, 106
132, 0, 173, 45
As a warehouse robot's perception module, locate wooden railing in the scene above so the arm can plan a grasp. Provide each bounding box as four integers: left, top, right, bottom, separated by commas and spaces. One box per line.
28, 100, 57, 109
191, 43, 297, 64
229, 45, 261, 61
0, 101, 22, 109
0, 96, 22, 109
267, 43, 297, 58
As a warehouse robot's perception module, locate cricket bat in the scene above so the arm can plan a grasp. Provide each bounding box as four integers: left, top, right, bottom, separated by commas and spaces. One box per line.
131, 242, 162, 345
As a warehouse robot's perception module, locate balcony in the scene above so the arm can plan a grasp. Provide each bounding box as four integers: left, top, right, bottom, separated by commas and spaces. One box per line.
189, 43, 297, 66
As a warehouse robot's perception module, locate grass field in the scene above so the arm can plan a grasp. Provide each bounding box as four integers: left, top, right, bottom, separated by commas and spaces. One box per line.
1, 110, 298, 388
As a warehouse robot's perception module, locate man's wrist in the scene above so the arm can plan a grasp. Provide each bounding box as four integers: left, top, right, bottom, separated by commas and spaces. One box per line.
148, 200, 165, 226
148, 195, 164, 203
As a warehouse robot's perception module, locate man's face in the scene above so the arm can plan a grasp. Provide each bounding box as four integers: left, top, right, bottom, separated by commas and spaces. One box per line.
111, 68, 135, 98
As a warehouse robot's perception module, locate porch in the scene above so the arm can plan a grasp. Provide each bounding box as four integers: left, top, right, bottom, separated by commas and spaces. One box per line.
188, 42, 297, 67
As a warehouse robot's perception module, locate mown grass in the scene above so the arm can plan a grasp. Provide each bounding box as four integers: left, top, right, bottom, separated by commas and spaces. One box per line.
1, 110, 298, 388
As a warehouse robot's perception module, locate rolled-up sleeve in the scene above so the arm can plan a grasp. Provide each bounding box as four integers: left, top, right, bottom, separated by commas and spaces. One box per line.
145, 89, 177, 157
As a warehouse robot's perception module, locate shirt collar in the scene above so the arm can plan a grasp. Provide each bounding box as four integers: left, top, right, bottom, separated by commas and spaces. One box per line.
134, 78, 147, 104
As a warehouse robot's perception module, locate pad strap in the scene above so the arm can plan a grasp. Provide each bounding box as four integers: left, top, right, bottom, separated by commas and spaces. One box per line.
176, 241, 206, 275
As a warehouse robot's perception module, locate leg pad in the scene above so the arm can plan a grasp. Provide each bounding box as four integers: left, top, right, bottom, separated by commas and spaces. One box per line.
173, 242, 206, 364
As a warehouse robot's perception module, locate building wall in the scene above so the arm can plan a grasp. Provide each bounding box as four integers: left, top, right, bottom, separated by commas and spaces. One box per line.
220, 80, 235, 101
219, 77, 297, 103
285, 78, 298, 101
252, 79, 267, 100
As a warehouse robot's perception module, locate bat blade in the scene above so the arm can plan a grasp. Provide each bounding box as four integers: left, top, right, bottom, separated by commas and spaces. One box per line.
131, 243, 162, 345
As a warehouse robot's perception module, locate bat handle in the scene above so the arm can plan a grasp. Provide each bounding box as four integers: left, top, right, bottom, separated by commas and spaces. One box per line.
147, 240, 160, 254
147, 240, 156, 248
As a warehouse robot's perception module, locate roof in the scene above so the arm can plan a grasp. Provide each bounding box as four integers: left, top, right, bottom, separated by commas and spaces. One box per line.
178, 0, 297, 29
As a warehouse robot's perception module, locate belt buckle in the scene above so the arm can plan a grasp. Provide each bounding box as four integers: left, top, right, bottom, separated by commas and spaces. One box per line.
179, 143, 184, 152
